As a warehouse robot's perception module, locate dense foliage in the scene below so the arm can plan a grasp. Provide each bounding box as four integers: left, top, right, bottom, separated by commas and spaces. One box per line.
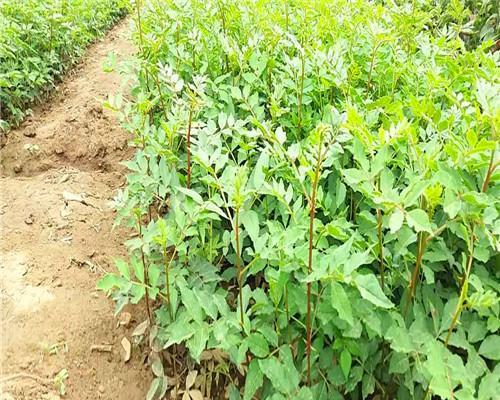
426, 0, 499, 48
100, 0, 499, 399
0, 0, 129, 130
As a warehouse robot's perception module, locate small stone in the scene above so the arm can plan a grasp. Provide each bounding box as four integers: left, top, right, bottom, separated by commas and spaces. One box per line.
24, 215, 34, 225
55, 147, 64, 155
13, 164, 23, 173
98, 385, 105, 394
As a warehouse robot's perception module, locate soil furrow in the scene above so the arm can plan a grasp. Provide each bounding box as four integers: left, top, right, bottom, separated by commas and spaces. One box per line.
0, 19, 148, 400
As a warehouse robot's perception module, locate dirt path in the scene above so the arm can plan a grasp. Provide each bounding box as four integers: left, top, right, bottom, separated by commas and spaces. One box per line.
0, 20, 149, 400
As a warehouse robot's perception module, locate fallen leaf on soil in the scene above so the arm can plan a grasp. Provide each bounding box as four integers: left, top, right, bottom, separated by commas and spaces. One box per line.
57, 174, 70, 184
23, 143, 40, 154
185, 370, 197, 390
131, 319, 149, 337
121, 337, 131, 363
189, 390, 203, 400
90, 344, 113, 353
61, 235, 73, 244
62, 191, 89, 205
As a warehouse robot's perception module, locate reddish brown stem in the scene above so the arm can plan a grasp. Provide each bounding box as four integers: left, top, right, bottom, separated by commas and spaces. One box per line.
482, 149, 497, 193
404, 232, 427, 315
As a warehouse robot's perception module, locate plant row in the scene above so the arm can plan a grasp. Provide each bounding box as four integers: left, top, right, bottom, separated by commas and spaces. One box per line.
100, 0, 499, 399
0, 0, 130, 130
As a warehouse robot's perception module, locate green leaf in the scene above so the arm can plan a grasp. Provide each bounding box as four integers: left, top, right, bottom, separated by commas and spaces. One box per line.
343, 249, 372, 275
403, 180, 429, 207
186, 322, 209, 361
342, 168, 366, 185
179, 285, 204, 323
96, 274, 121, 292
340, 350, 352, 378
331, 281, 354, 326
131, 257, 144, 283
218, 112, 227, 129
478, 335, 500, 360
406, 209, 432, 233
243, 359, 263, 400
240, 209, 259, 246
389, 208, 404, 234
252, 151, 268, 189
149, 264, 161, 288
177, 187, 203, 204
443, 189, 461, 218
115, 259, 130, 280
146, 377, 160, 400
386, 325, 416, 353
468, 320, 487, 343
389, 352, 409, 374
258, 347, 299, 394
247, 332, 269, 358
362, 374, 375, 399
151, 358, 164, 377
231, 86, 242, 100
276, 126, 286, 144
296, 387, 314, 400
355, 274, 394, 308
258, 357, 289, 394
164, 319, 194, 348
478, 369, 500, 399
205, 202, 228, 219
195, 288, 219, 320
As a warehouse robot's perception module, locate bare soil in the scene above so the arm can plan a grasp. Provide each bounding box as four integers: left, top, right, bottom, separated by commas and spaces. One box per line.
0, 20, 150, 400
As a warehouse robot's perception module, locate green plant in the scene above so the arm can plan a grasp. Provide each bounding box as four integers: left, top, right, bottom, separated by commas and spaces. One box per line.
99, 0, 500, 398
0, 0, 130, 130
54, 368, 69, 396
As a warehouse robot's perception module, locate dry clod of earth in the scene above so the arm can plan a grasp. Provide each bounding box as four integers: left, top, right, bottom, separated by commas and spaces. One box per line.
0, 19, 149, 399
